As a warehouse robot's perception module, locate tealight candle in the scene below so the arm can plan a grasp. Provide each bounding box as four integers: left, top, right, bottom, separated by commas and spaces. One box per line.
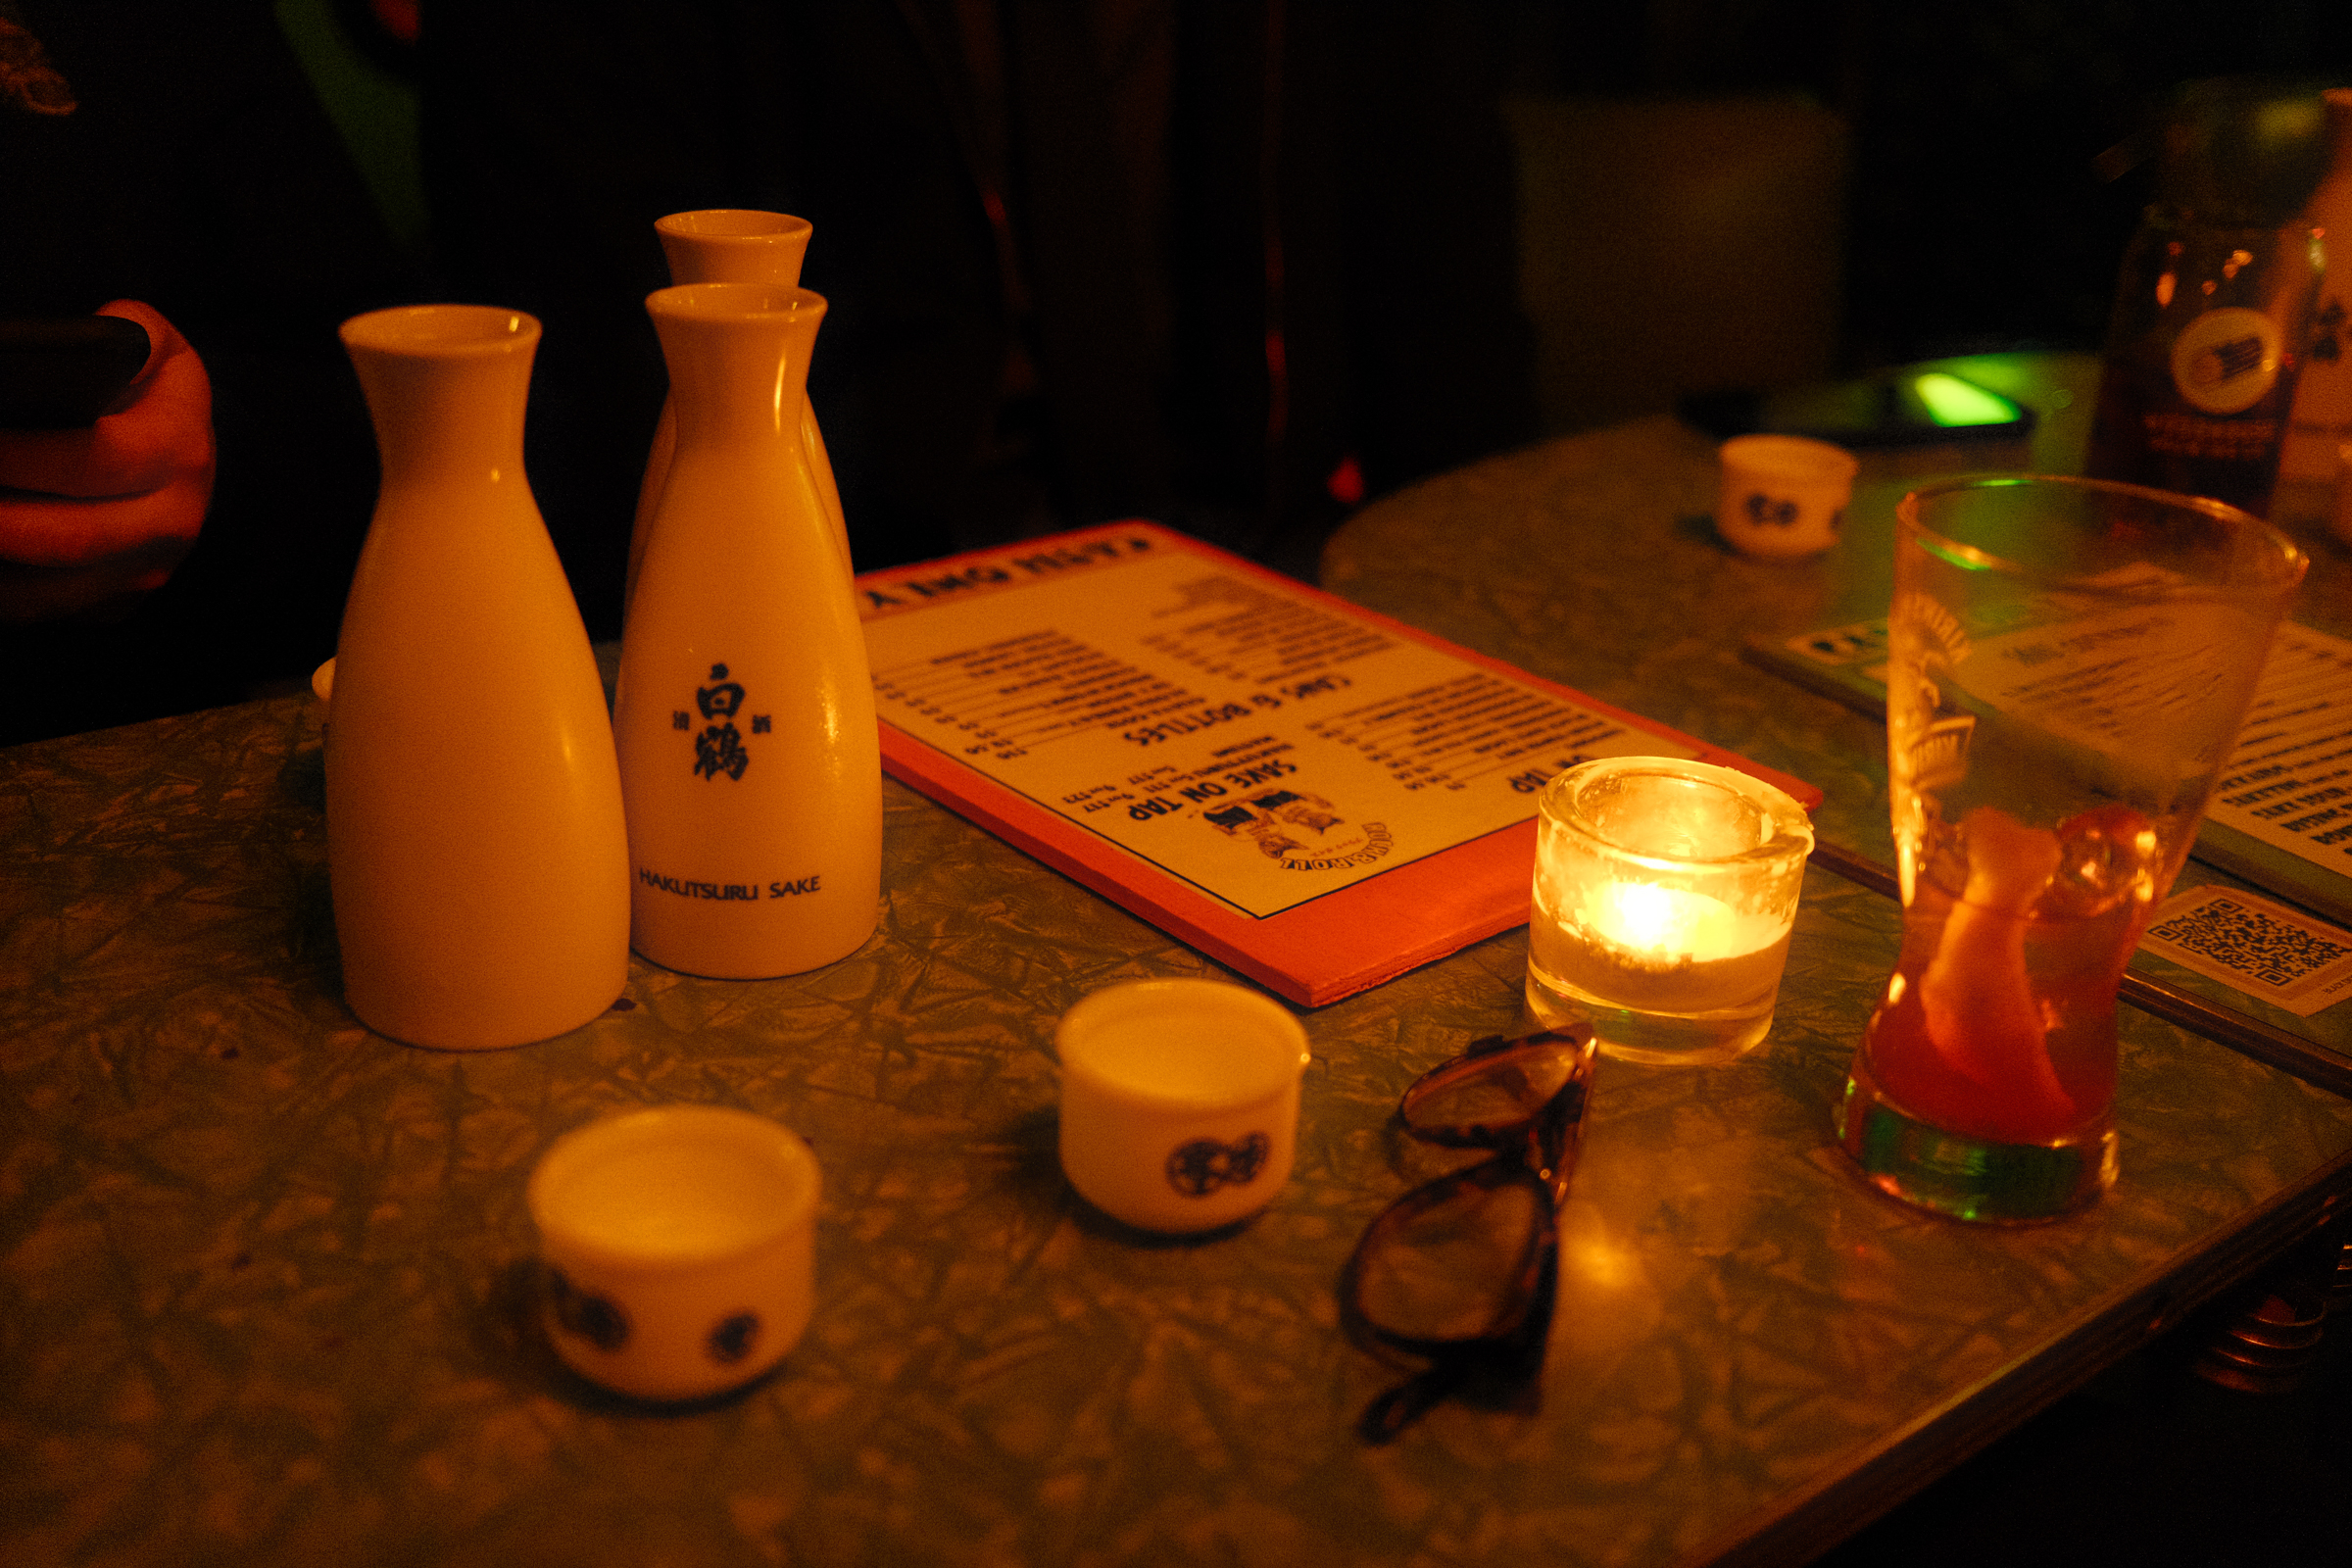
1527, 757, 1813, 1063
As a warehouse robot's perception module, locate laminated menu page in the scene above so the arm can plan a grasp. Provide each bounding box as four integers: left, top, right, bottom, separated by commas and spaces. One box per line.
858, 522, 1821, 1005
1747, 616, 2352, 929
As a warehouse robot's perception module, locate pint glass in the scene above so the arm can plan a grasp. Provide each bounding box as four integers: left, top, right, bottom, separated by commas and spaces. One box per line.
1840, 476, 2306, 1221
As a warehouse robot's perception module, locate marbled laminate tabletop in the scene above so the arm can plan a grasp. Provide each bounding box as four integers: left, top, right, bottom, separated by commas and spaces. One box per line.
7, 363, 2352, 1566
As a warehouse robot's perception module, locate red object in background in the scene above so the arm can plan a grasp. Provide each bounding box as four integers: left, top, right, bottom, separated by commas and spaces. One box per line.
1326, 452, 1364, 508
370, 0, 419, 45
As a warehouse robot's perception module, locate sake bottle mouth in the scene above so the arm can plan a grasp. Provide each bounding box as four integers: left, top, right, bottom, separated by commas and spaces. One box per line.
656, 209, 812, 244
339, 305, 539, 357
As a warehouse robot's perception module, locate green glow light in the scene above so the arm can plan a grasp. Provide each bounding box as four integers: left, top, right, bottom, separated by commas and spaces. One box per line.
1913, 372, 2018, 427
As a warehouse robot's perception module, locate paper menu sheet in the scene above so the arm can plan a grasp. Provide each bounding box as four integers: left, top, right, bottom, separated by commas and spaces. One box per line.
858, 523, 1819, 1004
2140, 883, 2352, 1019
1940, 599, 2282, 794
862, 532, 1690, 920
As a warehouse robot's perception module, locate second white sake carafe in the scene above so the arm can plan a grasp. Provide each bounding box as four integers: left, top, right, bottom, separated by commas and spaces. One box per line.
614, 283, 881, 978
625, 210, 851, 617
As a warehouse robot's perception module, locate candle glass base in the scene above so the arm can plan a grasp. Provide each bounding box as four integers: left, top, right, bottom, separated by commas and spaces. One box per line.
1839, 1050, 2116, 1223
1525, 962, 1776, 1064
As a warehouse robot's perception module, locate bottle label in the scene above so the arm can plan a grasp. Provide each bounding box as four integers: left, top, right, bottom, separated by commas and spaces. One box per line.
673, 661, 769, 780
2171, 307, 2283, 415
2141, 411, 2280, 461
634, 867, 824, 901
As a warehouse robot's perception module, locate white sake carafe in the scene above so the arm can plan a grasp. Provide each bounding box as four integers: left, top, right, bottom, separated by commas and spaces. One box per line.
614, 283, 881, 978
624, 209, 851, 618
329, 306, 631, 1049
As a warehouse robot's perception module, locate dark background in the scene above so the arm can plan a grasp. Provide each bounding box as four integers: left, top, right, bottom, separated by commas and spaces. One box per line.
299, 0, 2352, 392
1500, 0, 2352, 370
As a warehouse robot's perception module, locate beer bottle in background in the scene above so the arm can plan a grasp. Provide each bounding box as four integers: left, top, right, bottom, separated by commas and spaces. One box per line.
2086, 78, 2330, 517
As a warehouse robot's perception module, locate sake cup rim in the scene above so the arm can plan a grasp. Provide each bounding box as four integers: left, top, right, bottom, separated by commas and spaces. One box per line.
528, 1104, 818, 1273
1056, 978, 1309, 1111
1719, 432, 1859, 483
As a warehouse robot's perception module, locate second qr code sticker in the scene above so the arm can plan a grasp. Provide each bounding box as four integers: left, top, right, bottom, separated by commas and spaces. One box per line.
2139, 885, 2352, 1018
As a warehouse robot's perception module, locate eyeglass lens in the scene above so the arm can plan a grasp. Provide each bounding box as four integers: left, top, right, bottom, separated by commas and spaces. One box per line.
1399, 1030, 1592, 1146
1350, 1165, 1551, 1343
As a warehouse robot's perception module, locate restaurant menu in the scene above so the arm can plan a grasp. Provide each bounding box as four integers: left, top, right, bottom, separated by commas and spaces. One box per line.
1746, 615, 2352, 929
858, 522, 1820, 1005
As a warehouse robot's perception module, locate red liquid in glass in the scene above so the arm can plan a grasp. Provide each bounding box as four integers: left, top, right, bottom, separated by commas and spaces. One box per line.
1858, 806, 2155, 1149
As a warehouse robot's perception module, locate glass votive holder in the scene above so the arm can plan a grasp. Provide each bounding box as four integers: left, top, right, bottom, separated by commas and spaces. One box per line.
1525, 757, 1814, 1065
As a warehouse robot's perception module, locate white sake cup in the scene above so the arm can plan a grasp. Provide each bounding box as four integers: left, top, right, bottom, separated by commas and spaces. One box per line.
1055, 978, 1310, 1234
1715, 433, 1859, 559
527, 1104, 818, 1401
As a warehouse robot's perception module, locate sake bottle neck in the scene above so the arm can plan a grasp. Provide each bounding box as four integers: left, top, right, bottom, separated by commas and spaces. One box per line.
651, 285, 827, 452
341, 307, 537, 491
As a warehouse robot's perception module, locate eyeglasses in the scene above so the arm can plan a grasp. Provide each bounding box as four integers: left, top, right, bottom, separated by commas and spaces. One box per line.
1339, 1023, 1598, 1442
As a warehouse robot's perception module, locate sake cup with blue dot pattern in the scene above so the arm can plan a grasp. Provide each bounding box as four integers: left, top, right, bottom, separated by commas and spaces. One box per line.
1056, 978, 1310, 1234
528, 1104, 817, 1401
1715, 433, 1857, 560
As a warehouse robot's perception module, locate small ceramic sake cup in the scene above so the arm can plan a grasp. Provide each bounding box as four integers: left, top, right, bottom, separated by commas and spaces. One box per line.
527, 1105, 818, 1402
1715, 433, 1859, 559
1055, 978, 1310, 1234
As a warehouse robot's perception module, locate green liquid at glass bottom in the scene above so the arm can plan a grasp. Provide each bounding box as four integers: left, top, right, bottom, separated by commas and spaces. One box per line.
1838, 1053, 2116, 1223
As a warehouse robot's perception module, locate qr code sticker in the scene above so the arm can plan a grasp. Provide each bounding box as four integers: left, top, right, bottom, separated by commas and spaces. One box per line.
2147, 900, 2352, 985
2139, 885, 2352, 1017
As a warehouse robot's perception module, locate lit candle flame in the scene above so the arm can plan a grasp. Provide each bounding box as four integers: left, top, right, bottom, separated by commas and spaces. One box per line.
1582, 880, 1776, 962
